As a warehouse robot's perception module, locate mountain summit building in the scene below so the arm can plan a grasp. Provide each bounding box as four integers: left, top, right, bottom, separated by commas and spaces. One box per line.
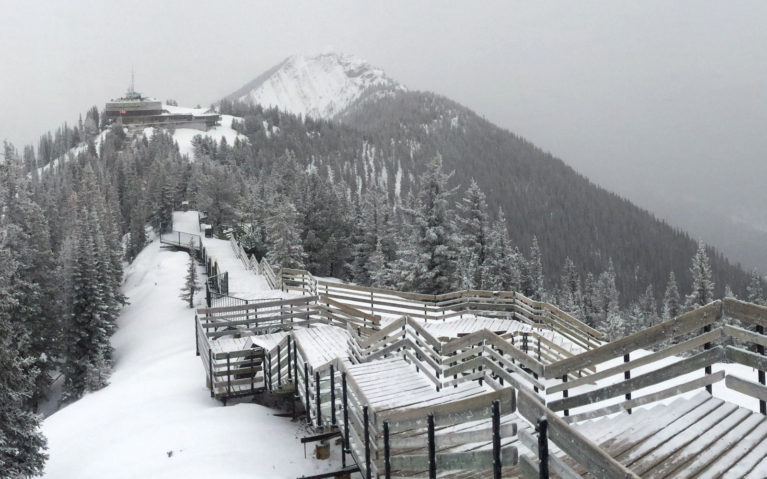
105, 76, 220, 131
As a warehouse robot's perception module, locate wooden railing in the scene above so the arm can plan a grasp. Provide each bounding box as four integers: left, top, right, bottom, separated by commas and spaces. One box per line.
278, 263, 601, 352
542, 298, 767, 421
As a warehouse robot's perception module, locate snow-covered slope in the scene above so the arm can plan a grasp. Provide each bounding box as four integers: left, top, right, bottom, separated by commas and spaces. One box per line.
226, 53, 405, 119
41, 237, 341, 478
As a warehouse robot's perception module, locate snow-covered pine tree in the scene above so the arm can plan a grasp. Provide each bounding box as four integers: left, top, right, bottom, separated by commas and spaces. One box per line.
687, 240, 715, 309
599, 260, 623, 340
558, 257, 581, 316
662, 271, 681, 320
522, 236, 545, 300
639, 284, 659, 328
746, 269, 765, 305
456, 179, 489, 290
581, 272, 598, 327
410, 156, 460, 294
180, 245, 199, 308
265, 198, 305, 269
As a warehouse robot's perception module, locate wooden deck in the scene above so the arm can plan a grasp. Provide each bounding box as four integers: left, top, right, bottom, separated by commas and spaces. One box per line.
567, 392, 767, 478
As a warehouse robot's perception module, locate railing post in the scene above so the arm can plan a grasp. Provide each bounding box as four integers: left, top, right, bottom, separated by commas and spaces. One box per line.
342, 372, 349, 466
428, 413, 436, 479
293, 339, 298, 384
562, 374, 569, 417
195, 315, 200, 356
250, 351, 255, 395
315, 371, 322, 428
492, 400, 501, 479
364, 406, 371, 479
704, 324, 713, 394
277, 345, 282, 388
330, 365, 336, 426
383, 420, 391, 479
226, 353, 232, 400
208, 348, 213, 398
304, 363, 310, 425
758, 325, 766, 415
624, 353, 632, 414
287, 336, 292, 380
537, 416, 548, 479
267, 353, 272, 392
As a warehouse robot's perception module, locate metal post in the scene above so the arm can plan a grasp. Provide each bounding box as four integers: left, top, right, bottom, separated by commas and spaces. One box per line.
384, 420, 391, 479
195, 315, 200, 356
267, 353, 272, 392
758, 325, 766, 415
293, 340, 298, 384
342, 372, 349, 467
277, 345, 282, 388
704, 324, 713, 394
428, 413, 436, 479
304, 363, 310, 425
624, 353, 632, 414
250, 351, 255, 395
492, 400, 501, 479
208, 348, 213, 398
364, 406, 371, 479
287, 337, 292, 380
562, 374, 569, 416
330, 365, 336, 426
537, 417, 548, 479
315, 371, 322, 428
226, 353, 232, 399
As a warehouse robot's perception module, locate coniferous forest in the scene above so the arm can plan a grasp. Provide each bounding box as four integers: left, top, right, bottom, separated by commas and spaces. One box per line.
1, 90, 765, 474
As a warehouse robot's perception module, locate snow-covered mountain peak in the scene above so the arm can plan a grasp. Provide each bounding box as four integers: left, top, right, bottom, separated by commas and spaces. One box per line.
226, 52, 405, 119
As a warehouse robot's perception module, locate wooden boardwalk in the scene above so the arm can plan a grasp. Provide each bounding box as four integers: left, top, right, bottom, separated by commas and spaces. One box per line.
188, 237, 767, 478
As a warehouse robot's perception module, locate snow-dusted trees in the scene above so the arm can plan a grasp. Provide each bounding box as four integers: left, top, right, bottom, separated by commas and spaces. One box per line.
662, 271, 681, 320
687, 240, 715, 309
456, 179, 489, 289
746, 269, 765, 305
410, 156, 460, 294
483, 208, 522, 291
558, 257, 581, 316
180, 246, 199, 308
265, 198, 305, 269
598, 260, 623, 340
522, 237, 545, 301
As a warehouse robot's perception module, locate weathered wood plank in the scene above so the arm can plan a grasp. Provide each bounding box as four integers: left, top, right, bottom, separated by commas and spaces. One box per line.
545, 301, 721, 379
726, 345, 767, 371
724, 323, 767, 348
517, 387, 640, 479
723, 297, 767, 328
726, 374, 767, 402
517, 429, 581, 479
548, 346, 724, 412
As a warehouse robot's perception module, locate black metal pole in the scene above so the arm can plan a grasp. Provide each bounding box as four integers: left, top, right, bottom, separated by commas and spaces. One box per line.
267, 353, 272, 392
428, 413, 436, 479
342, 372, 349, 467
208, 348, 213, 398
364, 406, 371, 479
624, 353, 632, 414
195, 315, 200, 356
384, 420, 391, 479
304, 363, 310, 425
758, 325, 766, 415
330, 365, 336, 426
226, 353, 232, 400
287, 336, 292, 380
277, 345, 282, 388
704, 324, 713, 394
492, 400, 501, 479
250, 351, 255, 396
562, 374, 569, 416
315, 371, 322, 428
537, 417, 548, 479
293, 340, 298, 385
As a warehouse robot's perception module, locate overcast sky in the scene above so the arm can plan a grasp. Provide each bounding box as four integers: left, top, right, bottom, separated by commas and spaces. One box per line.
3, 1, 767, 267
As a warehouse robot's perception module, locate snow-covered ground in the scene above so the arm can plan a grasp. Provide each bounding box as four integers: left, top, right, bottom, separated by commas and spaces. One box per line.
41, 238, 342, 478
164, 104, 247, 160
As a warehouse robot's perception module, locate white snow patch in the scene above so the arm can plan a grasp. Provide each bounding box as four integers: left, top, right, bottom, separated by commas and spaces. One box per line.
172, 114, 246, 161
236, 53, 405, 119
42, 229, 339, 478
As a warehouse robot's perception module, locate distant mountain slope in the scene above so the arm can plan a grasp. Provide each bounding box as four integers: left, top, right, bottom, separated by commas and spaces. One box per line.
224, 53, 404, 119
220, 55, 750, 303
337, 90, 749, 301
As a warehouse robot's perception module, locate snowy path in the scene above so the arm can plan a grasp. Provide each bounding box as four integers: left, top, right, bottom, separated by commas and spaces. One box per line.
172, 211, 282, 300
42, 240, 341, 478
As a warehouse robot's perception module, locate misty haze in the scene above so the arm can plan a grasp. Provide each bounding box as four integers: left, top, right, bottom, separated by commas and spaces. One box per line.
2, 2, 767, 478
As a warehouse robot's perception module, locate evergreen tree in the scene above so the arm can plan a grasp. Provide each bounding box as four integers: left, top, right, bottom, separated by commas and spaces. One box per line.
456, 179, 489, 289
746, 269, 765, 305
558, 257, 581, 316
180, 246, 198, 308
410, 156, 460, 294
265, 198, 305, 269
522, 236, 545, 300
662, 271, 681, 320
687, 240, 715, 309
482, 208, 521, 291
598, 260, 622, 340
